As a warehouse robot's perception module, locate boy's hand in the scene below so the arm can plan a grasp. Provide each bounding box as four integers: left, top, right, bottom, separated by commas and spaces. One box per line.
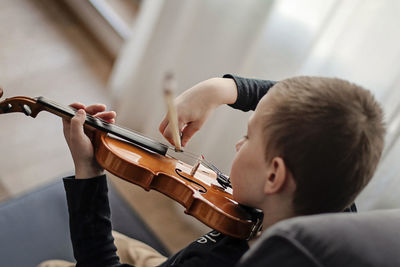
159, 77, 237, 147
62, 103, 116, 179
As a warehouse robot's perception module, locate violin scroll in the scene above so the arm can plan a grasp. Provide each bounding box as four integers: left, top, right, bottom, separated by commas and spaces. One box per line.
0, 89, 42, 117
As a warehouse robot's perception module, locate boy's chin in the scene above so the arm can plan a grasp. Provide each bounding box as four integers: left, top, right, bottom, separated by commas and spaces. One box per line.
232, 192, 249, 206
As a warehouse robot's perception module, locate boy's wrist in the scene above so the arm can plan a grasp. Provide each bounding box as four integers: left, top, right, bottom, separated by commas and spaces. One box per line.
75, 163, 104, 179
75, 169, 104, 179
207, 77, 238, 106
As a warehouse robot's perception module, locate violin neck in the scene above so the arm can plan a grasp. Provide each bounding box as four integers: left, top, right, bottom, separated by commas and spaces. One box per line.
37, 97, 168, 155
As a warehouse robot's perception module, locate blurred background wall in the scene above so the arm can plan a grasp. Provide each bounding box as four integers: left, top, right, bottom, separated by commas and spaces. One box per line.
0, 0, 399, 252
109, 0, 400, 211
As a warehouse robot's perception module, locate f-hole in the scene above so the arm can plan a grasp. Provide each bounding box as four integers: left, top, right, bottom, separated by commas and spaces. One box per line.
175, 168, 207, 194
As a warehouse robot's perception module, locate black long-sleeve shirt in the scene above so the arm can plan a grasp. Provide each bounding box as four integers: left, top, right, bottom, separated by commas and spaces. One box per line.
64, 75, 276, 267
224, 74, 276, 111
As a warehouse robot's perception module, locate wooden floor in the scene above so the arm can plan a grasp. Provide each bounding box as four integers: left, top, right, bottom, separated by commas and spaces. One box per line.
0, 0, 204, 254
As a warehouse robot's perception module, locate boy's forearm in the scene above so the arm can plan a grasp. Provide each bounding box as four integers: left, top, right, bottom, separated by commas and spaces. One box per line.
63, 175, 124, 266
206, 77, 238, 106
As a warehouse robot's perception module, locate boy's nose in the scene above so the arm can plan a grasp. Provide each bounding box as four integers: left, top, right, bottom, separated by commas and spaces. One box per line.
235, 138, 244, 152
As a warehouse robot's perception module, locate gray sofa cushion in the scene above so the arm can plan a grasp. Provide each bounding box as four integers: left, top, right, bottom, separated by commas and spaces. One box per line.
239, 209, 400, 267
0, 179, 168, 267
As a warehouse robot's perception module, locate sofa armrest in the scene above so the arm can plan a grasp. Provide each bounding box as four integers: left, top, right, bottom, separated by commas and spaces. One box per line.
238, 209, 400, 267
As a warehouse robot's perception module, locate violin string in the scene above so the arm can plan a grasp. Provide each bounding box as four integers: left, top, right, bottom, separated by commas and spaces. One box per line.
166, 147, 224, 175
50, 100, 224, 174
83, 109, 220, 172
105, 125, 224, 174
55, 100, 159, 145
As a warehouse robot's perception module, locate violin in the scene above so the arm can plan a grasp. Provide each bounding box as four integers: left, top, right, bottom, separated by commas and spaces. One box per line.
0, 88, 263, 240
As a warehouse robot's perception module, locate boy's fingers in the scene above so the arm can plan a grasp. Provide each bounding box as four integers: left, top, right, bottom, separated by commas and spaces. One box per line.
70, 109, 87, 141
162, 124, 175, 146
69, 102, 86, 110
162, 120, 186, 146
94, 111, 117, 121
178, 121, 185, 134
62, 118, 70, 137
68, 103, 107, 116
85, 104, 107, 115
159, 117, 168, 134
181, 122, 200, 147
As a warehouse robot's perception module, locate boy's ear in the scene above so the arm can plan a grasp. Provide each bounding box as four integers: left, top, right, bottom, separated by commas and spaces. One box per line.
264, 157, 289, 194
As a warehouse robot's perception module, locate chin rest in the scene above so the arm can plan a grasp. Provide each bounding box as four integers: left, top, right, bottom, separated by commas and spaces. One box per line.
0, 179, 169, 267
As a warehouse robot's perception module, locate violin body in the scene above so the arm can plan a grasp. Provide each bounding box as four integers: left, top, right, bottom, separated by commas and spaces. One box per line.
0, 89, 263, 239
94, 133, 261, 239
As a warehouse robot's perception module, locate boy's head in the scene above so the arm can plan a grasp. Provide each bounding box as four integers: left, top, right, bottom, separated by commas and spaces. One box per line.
230, 76, 385, 216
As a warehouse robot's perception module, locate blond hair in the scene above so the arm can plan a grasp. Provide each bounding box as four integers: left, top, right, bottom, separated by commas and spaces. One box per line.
263, 76, 385, 215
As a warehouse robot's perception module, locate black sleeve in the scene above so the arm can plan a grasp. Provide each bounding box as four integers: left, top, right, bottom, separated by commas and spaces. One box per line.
223, 74, 277, 112
63, 175, 132, 267
64, 176, 248, 267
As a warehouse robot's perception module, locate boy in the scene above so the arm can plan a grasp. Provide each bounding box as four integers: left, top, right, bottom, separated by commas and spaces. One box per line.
41, 74, 385, 267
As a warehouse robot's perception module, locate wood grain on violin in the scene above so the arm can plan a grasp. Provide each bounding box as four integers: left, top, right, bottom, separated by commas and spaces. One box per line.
0, 90, 263, 239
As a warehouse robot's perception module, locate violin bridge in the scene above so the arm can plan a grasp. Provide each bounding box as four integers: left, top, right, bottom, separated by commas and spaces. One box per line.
190, 155, 203, 176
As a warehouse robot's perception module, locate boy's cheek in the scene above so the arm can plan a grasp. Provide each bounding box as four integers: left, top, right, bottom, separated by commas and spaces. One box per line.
229, 172, 247, 203
229, 155, 239, 177
230, 180, 244, 203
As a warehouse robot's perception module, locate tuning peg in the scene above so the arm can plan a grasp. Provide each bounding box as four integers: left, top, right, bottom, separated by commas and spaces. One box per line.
22, 104, 32, 116
0, 103, 12, 113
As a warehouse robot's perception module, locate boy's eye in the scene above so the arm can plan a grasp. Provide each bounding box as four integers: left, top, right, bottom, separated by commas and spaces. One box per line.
243, 135, 249, 140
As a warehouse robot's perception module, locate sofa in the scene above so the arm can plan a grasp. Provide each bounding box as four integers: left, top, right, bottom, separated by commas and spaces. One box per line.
238, 208, 400, 266
1, 178, 399, 267
0, 179, 169, 266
